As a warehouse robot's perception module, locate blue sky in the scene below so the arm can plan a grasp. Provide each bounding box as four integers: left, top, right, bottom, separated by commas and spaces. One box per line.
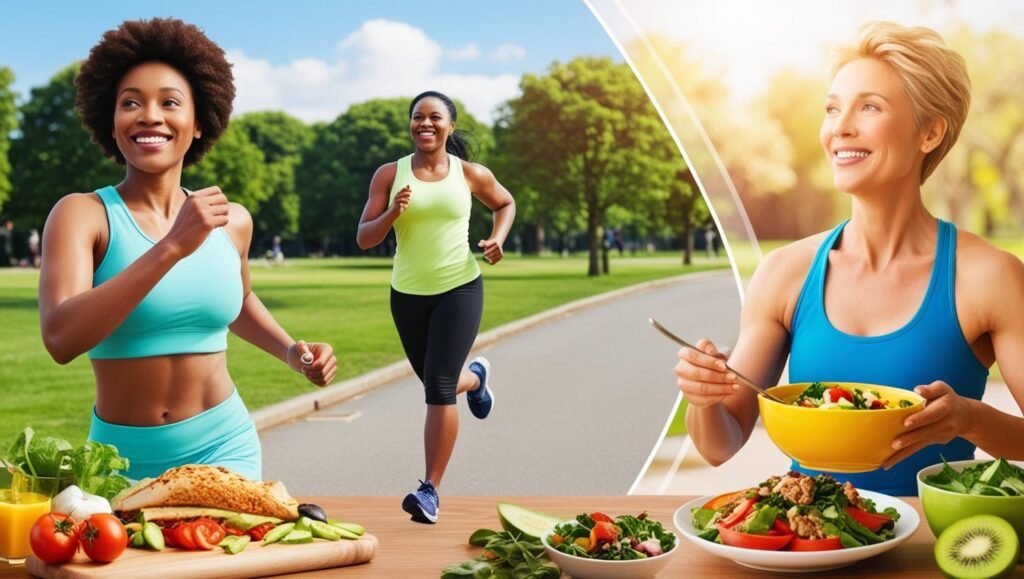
0, 0, 618, 123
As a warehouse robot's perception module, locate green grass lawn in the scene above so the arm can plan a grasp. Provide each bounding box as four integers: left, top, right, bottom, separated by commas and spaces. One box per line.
0, 253, 727, 446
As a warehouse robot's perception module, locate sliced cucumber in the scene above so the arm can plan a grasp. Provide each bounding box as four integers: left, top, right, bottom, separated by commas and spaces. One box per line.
281, 530, 313, 544
142, 522, 165, 551
262, 523, 296, 546
310, 521, 342, 541
327, 519, 365, 536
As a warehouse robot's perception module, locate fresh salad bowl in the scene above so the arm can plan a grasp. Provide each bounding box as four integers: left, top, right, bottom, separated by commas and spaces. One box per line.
759, 383, 924, 472
918, 459, 1024, 539
542, 512, 678, 579
674, 489, 919, 573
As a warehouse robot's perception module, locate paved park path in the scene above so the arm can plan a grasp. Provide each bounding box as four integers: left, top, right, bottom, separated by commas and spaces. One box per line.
260, 270, 741, 496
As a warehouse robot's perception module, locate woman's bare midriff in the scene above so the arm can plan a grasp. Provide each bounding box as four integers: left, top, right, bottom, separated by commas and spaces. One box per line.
91, 352, 235, 426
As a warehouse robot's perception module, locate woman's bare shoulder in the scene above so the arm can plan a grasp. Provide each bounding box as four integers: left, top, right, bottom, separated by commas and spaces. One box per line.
753, 231, 831, 284
47, 192, 105, 225
956, 229, 1024, 291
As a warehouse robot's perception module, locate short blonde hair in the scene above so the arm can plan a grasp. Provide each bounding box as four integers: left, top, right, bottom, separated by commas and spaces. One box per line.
829, 21, 971, 182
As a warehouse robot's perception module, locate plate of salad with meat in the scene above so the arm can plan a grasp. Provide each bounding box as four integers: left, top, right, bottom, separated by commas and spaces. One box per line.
674, 471, 919, 572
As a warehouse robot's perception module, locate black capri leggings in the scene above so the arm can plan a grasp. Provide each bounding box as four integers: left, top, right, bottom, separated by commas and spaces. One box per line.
390, 276, 484, 405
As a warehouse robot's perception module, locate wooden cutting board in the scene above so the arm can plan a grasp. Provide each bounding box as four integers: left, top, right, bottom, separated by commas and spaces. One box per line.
24, 533, 378, 579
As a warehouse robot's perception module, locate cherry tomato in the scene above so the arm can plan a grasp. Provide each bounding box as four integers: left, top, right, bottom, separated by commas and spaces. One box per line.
175, 523, 198, 550
79, 513, 127, 563
845, 507, 893, 533
717, 524, 793, 551
247, 522, 277, 542
788, 536, 843, 551
719, 498, 757, 529
589, 512, 614, 524
828, 387, 853, 404
588, 521, 620, 551
29, 513, 79, 565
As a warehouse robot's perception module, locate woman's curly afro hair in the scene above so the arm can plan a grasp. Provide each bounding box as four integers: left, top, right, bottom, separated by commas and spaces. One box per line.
75, 18, 234, 167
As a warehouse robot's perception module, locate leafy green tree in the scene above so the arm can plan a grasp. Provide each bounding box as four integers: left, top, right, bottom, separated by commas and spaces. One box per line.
297, 99, 408, 255
0, 67, 16, 214
233, 111, 312, 247
497, 57, 673, 276
7, 64, 121, 228
184, 124, 269, 223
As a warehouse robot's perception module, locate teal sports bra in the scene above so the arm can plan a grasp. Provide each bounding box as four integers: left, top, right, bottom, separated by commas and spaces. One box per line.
788, 219, 988, 495
88, 186, 243, 359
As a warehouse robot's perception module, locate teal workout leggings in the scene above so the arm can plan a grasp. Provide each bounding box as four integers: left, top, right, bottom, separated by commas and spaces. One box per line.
88, 389, 262, 481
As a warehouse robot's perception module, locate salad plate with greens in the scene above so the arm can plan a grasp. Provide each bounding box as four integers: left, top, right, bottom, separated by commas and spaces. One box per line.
674, 472, 919, 572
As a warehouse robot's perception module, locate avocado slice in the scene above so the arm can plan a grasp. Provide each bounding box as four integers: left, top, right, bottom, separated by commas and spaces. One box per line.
497, 503, 564, 541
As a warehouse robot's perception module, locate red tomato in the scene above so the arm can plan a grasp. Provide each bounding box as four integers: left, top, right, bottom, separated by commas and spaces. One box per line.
788, 536, 843, 551
717, 524, 793, 551
845, 507, 893, 532
771, 518, 791, 534
589, 512, 614, 524
247, 522, 277, 542
870, 399, 886, 409
589, 521, 620, 549
828, 387, 854, 404
224, 526, 246, 536
175, 523, 198, 550
193, 518, 226, 545
161, 526, 180, 549
702, 490, 748, 510
719, 498, 757, 529
29, 513, 79, 565
192, 525, 216, 551
79, 513, 127, 563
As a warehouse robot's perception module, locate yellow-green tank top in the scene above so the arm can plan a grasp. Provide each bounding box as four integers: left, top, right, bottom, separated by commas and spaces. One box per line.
390, 153, 480, 295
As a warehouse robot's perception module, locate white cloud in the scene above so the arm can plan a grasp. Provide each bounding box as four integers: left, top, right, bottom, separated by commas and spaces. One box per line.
229, 20, 519, 124
446, 43, 481, 61
490, 43, 526, 62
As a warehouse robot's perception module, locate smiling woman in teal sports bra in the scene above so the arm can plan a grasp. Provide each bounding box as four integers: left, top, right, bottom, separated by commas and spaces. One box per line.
674, 22, 1024, 496
37, 19, 338, 481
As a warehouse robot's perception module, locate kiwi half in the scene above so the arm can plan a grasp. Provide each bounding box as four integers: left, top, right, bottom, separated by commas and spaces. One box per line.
934, 514, 1020, 579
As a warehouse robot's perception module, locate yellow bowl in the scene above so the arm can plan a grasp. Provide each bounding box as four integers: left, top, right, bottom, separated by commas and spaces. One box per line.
758, 383, 925, 473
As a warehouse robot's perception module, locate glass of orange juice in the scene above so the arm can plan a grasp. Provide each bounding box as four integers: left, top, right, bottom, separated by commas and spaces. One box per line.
0, 466, 67, 564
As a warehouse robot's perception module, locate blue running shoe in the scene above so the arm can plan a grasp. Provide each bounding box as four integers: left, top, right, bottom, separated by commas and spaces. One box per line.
402, 479, 439, 524
467, 356, 493, 419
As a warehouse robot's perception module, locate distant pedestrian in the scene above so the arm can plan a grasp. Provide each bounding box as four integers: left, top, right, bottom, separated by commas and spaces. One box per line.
271, 235, 284, 265
1, 219, 13, 267
704, 225, 718, 258
28, 228, 41, 267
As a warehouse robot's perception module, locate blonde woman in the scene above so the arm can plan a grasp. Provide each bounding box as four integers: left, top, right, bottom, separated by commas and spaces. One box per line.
675, 22, 1024, 495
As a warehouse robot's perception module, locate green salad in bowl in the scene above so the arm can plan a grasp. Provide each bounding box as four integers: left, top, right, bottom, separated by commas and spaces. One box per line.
547, 512, 675, 560
543, 512, 678, 578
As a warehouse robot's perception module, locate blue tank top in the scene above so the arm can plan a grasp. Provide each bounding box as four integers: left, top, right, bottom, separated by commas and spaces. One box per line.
88, 186, 243, 359
788, 219, 988, 495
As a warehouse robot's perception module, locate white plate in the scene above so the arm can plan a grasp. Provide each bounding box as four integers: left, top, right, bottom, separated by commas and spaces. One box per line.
673, 490, 920, 573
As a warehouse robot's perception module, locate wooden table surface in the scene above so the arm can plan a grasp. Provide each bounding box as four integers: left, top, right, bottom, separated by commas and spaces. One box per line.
0, 495, 1001, 578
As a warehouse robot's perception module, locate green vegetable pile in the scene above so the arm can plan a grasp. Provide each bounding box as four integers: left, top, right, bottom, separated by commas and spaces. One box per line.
3, 427, 132, 501
441, 529, 559, 579
924, 459, 1024, 496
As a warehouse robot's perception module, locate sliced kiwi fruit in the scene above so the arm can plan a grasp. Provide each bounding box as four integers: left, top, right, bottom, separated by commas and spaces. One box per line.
934, 514, 1020, 579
